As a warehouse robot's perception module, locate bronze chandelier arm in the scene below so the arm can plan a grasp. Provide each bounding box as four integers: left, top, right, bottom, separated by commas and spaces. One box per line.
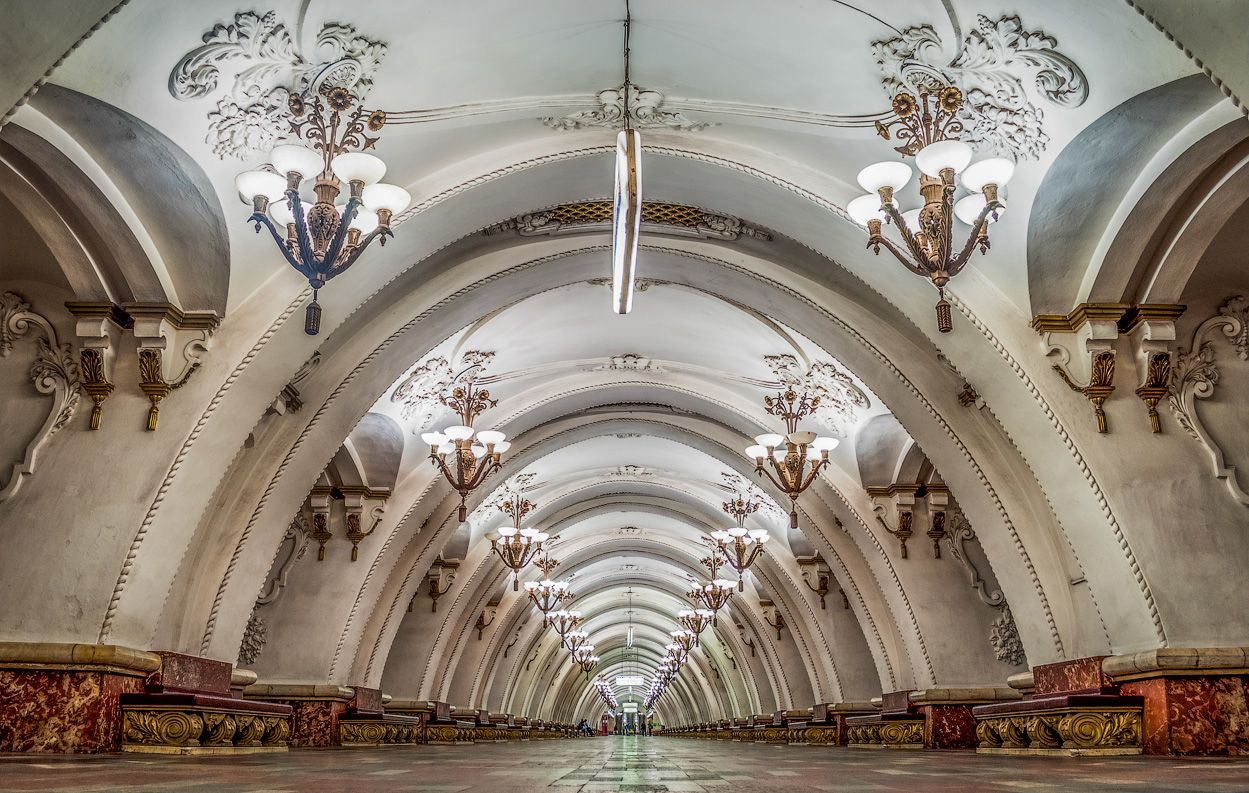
882, 201, 934, 273
796, 459, 825, 495
935, 173, 957, 270
328, 225, 393, 278
248, 211, 308, 276
949, 201, 999, 275
873, 233, 933, 278
753, 463, 790, 495
287, 192, 319, 279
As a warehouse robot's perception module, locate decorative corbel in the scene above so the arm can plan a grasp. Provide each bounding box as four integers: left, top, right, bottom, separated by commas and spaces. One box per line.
65, 302, 125, 430
426, 558, 458, 612
1053, 350, 1115, 433
759, 601, 785, 640
126, 303, 217, 430
796, 555, 830, 609
956, 382, 980, 407
926, 487, 949, 559
310, 491, 331, 561
869, 484, 918, 558
839, 587, 850, 610
341, 487, 389, 561
475, 601, 499, 640
1121, 305, 1184, 433
735, 624, 755, 657
1135, 352, 1171, 433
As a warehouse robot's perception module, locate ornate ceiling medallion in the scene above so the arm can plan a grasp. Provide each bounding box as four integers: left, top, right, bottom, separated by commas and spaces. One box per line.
170, 11, 387, 160
872, 15, 1088, 161
542, 83, 713, 132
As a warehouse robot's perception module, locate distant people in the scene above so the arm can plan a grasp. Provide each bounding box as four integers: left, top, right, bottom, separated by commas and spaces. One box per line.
578, 718, 591, 736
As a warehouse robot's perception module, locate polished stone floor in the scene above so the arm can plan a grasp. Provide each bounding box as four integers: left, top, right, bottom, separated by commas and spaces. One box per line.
2, 736, 1248, 792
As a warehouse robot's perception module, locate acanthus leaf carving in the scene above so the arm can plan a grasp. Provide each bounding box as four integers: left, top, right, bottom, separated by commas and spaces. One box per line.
0, 292, 80, 504
170, 10, 387, 160
990, 603, 1026, 666
391, 351, 495, 431
764, 354, 869, 432
873, 15, 1087, 160
542, 84, 713, 132
1169, 296, 1249, 506
237, 612, 267, 667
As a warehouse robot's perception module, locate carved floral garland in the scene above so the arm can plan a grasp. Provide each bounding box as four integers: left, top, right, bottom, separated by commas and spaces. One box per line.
169, 11, 386, 159
873, 15, 1088, 160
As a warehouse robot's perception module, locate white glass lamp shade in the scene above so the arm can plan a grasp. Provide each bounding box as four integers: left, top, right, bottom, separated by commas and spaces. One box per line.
744, 444, 768, 459
901, 209, 922, 230
772, 448, 787, 461
696, 609, 714, 618
348, 208, 379, 233
270, 144, 323, 181
269, 200, 298, 228
755, 433, 784, 449
493, 441, 511, 454
788, 431, 817, 446
713, 579, 735, 589
728, 527, 747, 538
807, 447, 823, 461
235, 170, 288, 202
915, 140, 974, 177
535, 532, 549, 543
711, 529, 731, 542
748, 529, 769, 542
499, 526, 518, 538
519, 527, 538, 539
857, 161, 913, 193
444, 425, 474, 441
670, 630, 685, 638
960, 157, 1015, 191
551, 610, 569, 620
524, 580, 539, 592
330, 152, 386, 185
436, 442, 455, 456
955, 194, 1004, 226
553, 581, 569, 592
678, 609, 694, 618
476, 430, 505, 446
420, 432, 448, 446
811, 436, 840, 452
362, 183, 412, 214
484, 531, 501, 542
847, 194, 894, 226
470, 443, 487, 458
568, 610, 582, 619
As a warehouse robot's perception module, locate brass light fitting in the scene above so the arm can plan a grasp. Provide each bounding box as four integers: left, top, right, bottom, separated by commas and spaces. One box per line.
421, 381, 510, 522
744, 390, 839, 528
847, 85, 1016, 333
712, 496, 771, 591
485, 496, 547, 590
234, 85, 412, 335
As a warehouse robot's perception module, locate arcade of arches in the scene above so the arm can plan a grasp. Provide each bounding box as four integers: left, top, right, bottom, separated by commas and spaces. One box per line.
0, 1, 1248, 786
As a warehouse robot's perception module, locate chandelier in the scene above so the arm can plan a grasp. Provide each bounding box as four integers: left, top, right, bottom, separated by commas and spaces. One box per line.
595, 678, 619, 710
524, 556, 572, 622
485, 496, 548, 590
421, 381, 510, 522
564, 629, 590, 655
549, 609, 582, 640
689, 549, 735, 619
847, 84, 1015, 333
234, 85, 412, 335
745, 390, 839, 528
712, 496, 771, 590
677, 608, 715, 643
574, 646, 600, 674
669, 629, 696, 655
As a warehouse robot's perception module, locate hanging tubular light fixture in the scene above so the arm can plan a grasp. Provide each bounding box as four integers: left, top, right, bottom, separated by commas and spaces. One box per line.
611, 0, 642, 314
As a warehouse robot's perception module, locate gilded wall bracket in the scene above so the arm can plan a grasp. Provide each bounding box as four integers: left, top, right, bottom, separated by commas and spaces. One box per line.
65, 302, 126, 430
127, 304, 218, 431
797, 556, 830, 609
